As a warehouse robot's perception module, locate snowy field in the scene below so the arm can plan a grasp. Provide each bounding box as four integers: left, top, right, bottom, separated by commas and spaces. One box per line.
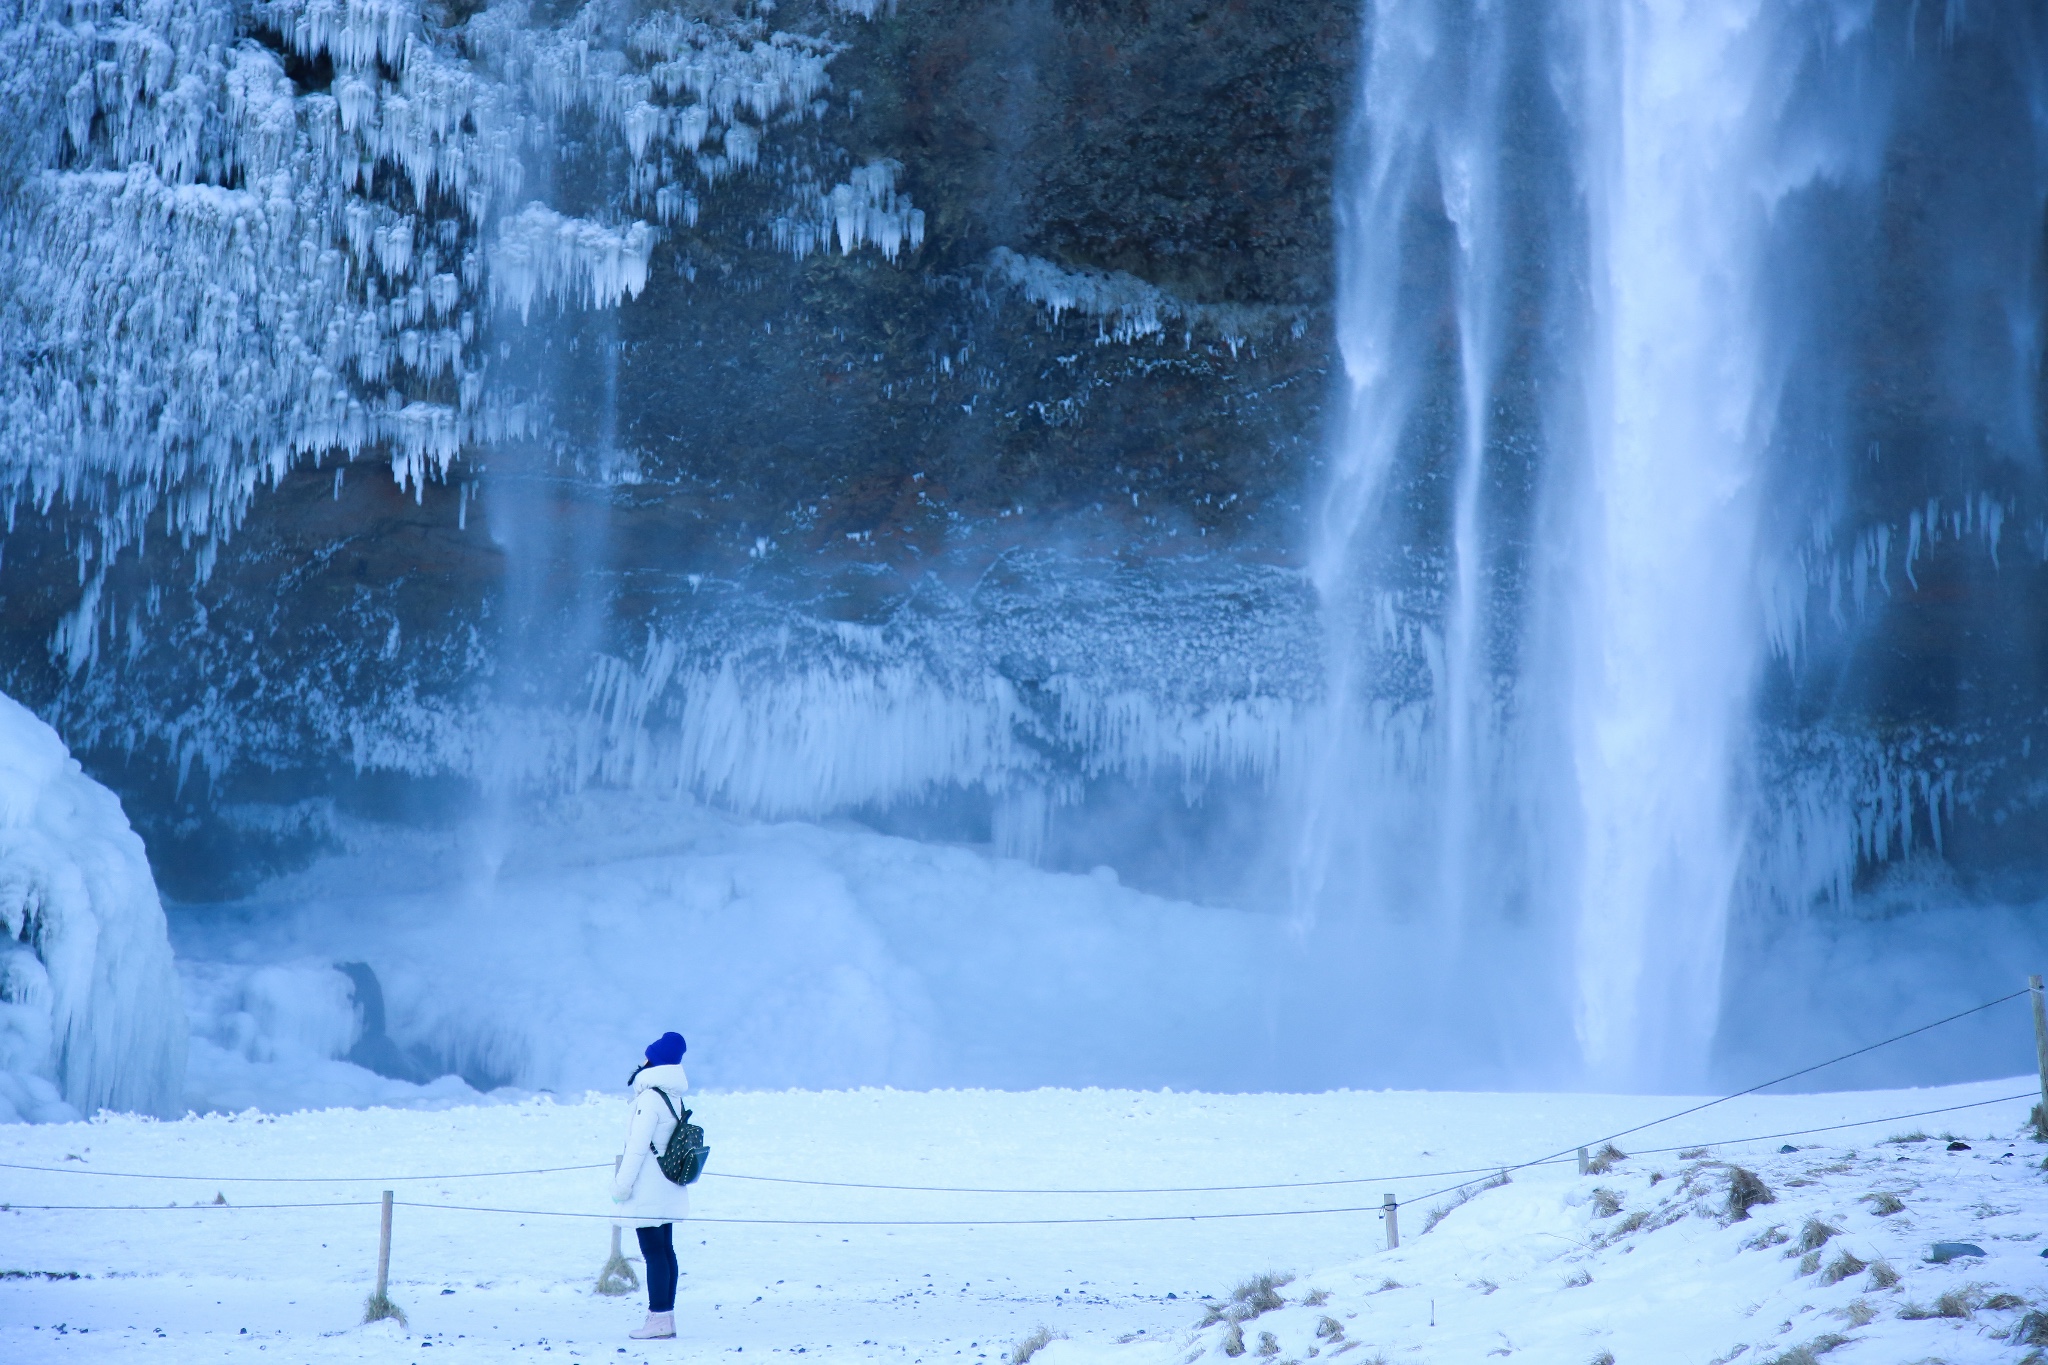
5, 1081, 2045, 1364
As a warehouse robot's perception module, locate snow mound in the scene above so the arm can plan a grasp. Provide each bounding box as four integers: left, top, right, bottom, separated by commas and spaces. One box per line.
1049, 1135, 2048, 1365
0, 691, 184, 1121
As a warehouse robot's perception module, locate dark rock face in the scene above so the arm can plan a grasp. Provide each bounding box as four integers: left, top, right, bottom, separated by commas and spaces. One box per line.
586, 0, 1358, 562
0, 0, 1360, 896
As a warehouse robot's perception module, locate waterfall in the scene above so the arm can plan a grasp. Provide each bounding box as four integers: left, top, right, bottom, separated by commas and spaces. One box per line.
1304, 0, 2047, 1089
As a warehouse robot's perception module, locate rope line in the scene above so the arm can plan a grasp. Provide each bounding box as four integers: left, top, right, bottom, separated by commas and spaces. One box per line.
1388, 988, 2033, 1213
5, 1092, 2030, 1224
0, 1159, 611, 1183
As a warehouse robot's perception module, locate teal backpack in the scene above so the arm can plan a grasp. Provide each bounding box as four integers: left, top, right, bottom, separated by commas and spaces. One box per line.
649, 1087, 709, 1185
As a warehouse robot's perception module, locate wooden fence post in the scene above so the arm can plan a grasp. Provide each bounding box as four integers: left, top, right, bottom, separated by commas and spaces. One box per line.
2030, 975, 2047, 1137
1577, 1146, 1589, 1176
377, 1190, 393, 1300
362, 1189, 404, 1324
1382, 1193, 1399, 1251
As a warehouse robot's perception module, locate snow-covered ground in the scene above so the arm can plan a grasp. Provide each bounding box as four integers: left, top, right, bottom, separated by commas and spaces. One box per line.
5, 1082, 2043, 1364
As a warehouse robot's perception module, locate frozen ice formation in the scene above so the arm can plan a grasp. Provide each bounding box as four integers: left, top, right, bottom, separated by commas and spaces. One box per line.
0, 689, 185, 1122
0, 0, 922, 650
989, 247, 1304, 353
774, 159, 926, 261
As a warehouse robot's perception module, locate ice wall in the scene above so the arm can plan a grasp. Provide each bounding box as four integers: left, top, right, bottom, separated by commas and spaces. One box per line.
0, 689, 184, 1122
0, 0, 920, 668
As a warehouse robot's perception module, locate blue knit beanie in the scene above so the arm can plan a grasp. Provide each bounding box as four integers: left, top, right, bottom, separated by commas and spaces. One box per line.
644, 1031, 687, 1068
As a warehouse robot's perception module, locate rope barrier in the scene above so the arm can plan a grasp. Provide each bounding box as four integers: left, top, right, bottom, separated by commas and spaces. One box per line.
0, 1159, 611, 1183
3, 988, 2028, 1221
5, 1091, 2031, 1225
1388, 988, 2034, 1213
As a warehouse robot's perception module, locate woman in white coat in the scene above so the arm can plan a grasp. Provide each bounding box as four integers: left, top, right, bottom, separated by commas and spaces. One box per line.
612, 1030, 693, 1340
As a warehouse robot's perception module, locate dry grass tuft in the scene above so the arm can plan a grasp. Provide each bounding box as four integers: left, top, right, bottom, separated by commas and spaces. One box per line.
1300, 1289, 1330, 1308
1985, 1292, 2027, 1312
1013, 1327, 1067, 1365
1220, 1323, 1246, 1358
1232, 1273, 1293, 1317
1935, 1287, 1979, 1319
1796, 1217, 1841, 1253
1422, 1171, 1510, 1236
1831, 1299, 1875, 1328
1203, 1273, 1293, 1327
362, 1291, 407, 1328
1585, 1144, 1628, 1175
1564, 1269, 1592, 1288
1899, 1287, 1977, 1320
1741, 1223, 1790, 1251
594, 1241, 641, 1297
1763, 1334, 1850, 1365
1255, 1331, 1280, 1358
1865, 1259, 1899, 1291
1587, 1352, 1615, 1365
1726, 1167, 1776, 1221
1315, 1316, 1345, 1342
1590, 1187, 1624, 1218
1860, 1190, 1905, 1216
1884, 1130, 1930, 1145
1817, 1250, 1867, 1286
2017, 1310, 2048, 1346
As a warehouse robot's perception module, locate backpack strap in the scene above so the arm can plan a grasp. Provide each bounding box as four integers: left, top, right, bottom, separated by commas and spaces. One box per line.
647, 1086, 685, 1158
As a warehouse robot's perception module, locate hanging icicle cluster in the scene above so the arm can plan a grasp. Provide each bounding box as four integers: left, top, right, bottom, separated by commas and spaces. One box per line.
0, 0, 923, 660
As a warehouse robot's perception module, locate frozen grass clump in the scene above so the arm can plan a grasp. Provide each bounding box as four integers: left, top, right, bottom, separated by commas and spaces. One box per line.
1795, 1217, 1840, 1253
1860, 1191, 1904, 1216
1585, 1143, 1627, 1175
1315, 1316, 1344, 1342
595, 1235, 641, 1296
1421, 1171, 1510, 1235
1866, 1259, 1899, 1290
1726, 1167, 1775, 1221
1763, 1334, 1849, 1364
1011, 1327, 1065, 1365
1899, 1286, 1977, 1320
1564, 1269, 1592, 1288
1255, 1330, 1280, 1357
1817, 1250, 1867, 1286
1200, 1274, 1292, 1328
362, 1290, 407, 1327
1590, 1187, 1623, 1217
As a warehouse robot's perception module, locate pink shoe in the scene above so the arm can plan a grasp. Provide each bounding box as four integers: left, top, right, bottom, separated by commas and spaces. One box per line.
629, 1312, 676, 1340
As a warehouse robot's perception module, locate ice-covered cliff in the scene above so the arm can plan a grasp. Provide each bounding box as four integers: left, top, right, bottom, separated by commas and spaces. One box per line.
0, 690, 184, 1121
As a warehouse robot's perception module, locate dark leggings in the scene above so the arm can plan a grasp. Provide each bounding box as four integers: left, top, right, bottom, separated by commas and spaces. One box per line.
636, 1223, 678, 1313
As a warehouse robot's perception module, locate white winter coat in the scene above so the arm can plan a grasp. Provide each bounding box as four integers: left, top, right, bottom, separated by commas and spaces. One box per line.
610, 1062, 694, 1229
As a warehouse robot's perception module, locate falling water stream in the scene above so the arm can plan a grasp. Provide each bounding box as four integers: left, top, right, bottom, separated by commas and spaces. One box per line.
1299, 0, 2047, 1089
